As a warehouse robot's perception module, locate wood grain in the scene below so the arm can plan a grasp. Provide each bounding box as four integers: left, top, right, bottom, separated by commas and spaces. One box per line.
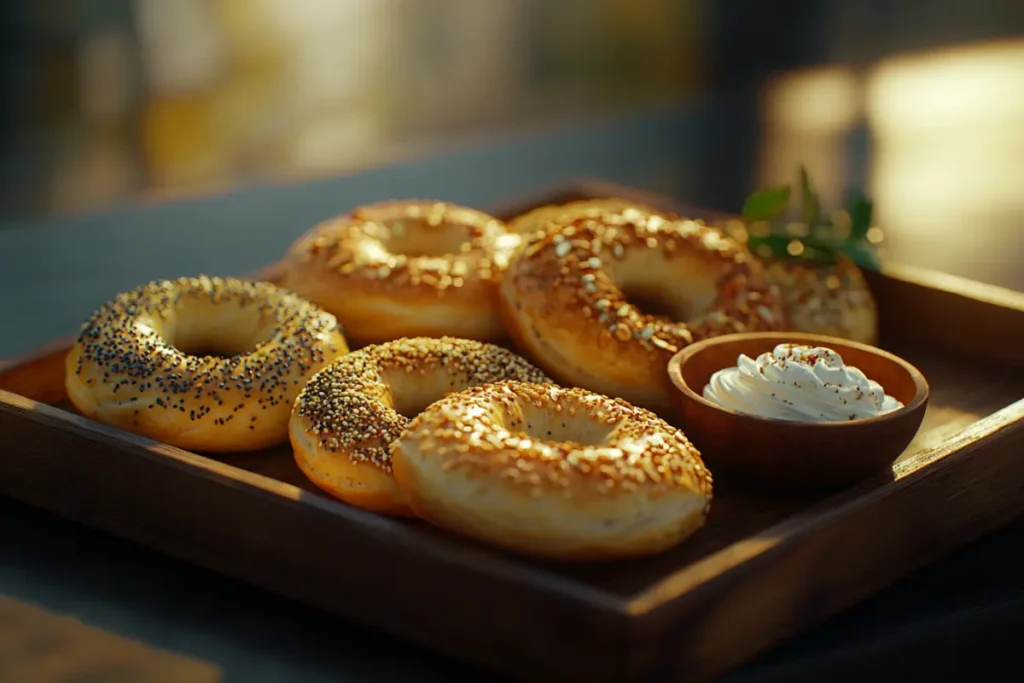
0, 389, 629, 682
863, 263, 1024, 368
627, 398, 1024, 682
0, 595, 220, 683
2, 181, 1023, 682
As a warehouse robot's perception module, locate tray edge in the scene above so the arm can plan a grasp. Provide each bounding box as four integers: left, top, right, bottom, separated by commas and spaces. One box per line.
4, 178, 1024, 682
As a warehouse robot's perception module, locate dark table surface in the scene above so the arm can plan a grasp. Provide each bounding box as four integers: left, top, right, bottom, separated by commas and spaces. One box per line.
2, 99, 1023, 682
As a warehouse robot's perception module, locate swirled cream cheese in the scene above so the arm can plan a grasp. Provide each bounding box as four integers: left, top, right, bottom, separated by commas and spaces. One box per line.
702, 343, 903, 422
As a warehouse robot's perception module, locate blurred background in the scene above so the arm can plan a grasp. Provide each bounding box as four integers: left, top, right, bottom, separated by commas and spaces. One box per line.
1, 0, 1023, 286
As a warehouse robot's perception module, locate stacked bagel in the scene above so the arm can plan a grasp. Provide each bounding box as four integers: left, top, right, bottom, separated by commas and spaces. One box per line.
66, 196, 877, 562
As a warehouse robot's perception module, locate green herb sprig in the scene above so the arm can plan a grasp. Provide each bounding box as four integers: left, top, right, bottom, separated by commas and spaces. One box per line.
741, 166, 882, 271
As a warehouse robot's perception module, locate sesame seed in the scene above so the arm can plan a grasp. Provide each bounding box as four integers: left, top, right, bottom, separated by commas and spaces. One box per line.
397, 381, 712, 507
500, 207, 785, 395
293, 337, 552, 473
283, 200, 514, 310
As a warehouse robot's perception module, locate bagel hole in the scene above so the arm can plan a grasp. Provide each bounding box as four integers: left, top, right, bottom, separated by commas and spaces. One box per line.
383, 368, 467, 418
166, 304, 272, 359
391, 394, 441, 419
518, 406, 618, 447
170, 334, 265, 358
172, 346, 240, 360
384, 219, 477, 257
620, 286, 690, 322
612, 249, 720, 323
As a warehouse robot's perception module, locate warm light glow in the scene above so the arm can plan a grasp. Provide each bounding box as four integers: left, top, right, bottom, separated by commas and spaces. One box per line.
755, 40, 1024, 290
757, 67, 861, 204
866, 39, 1024, 133
866, 39, 1024, 286
765, 66, 860, 132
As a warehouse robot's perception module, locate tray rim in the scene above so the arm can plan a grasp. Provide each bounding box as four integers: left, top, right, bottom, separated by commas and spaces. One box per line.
629, 396, 1024, 615
3, 177, 1024, 680
0, 386, 625, 610
3, 178, 1024, 610
5, 381, 1023, 612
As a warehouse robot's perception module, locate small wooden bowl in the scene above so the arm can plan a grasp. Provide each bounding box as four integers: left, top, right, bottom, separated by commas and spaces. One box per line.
666, 332, 930, 489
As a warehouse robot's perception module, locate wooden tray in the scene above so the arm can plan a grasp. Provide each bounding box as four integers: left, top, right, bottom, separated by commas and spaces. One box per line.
3, 180, 1024, 683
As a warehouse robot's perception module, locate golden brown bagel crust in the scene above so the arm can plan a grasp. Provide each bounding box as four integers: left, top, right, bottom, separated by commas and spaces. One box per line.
65, 276, 348, 452
289, 337, 551, 516
281, 200, 522, 346
507, 198, 657, 236
392, 381, 713, 561
499, 210, 785, 415
761, 256, 878, 345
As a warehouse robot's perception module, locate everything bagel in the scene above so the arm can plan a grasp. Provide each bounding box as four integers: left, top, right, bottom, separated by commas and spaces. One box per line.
499, 209, 785, 414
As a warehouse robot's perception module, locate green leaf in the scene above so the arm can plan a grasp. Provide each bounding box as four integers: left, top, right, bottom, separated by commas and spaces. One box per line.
848, 192, 873, 242
844, 241, 883, 271
741, 185, 791, 221
747, 232, 840, 265
745, 233, 791, 259
799, 165, 822, 226
745, 165, 882, 272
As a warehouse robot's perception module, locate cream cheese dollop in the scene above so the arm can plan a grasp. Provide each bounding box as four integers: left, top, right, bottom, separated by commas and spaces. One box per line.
702, 343, 903, 422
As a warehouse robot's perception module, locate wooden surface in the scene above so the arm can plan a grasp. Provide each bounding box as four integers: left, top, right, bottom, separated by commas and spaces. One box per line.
0, 595, 220, 683
2, 183, 1024, 682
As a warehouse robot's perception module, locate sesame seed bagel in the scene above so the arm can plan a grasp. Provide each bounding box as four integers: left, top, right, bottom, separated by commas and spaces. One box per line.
391, 381, 713, 562
507, 197, 657, 236
499, 210, 786, 415
281, 200, 522, 346
761, 256, 879, 345
66, 276, 349, 452
289, 337, 552, 517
